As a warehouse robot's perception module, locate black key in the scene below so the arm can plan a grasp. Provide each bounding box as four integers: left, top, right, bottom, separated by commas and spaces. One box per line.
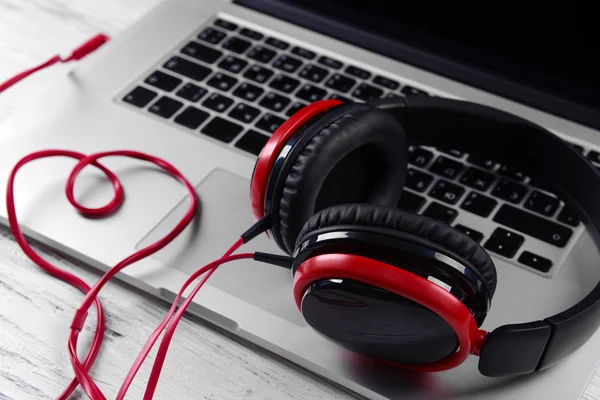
518, 251, 552, 273
269, 74, 300, 93
240, 28, 263, 41
460, 168, 495, 191
296, 84, 327, 102
255, 113, 286, 133
406, 168, 433, 192
174, 106, 209, 129
318, 55, 343, 69
467, 155, 497, 170
217, 55, 248, 74
207, 72, 238, 92
181, 41, 222, 64
233, 82, 264, 102
243, 64, 274, 83
123, 86, 157, 107
454, 225, 484, 243
460, 191, 498, 217
214, 19, 237, 31
493, 205, 573, 247
557, 206, 580, 227
429, 180, 465, 205
328, 93, 352, 102
352, 83, 383, 101
291, 46, 316, 60
385, 93, 401, 99
197, 27, 227, 45
286, 101, 307, 117
587, 150, 600, 164
398, 191, 425, 213
438, 148, 464, 158
247, 46, 277, 64
570, 143, 584, 153
429, 156, 464, 179
299, 64, 329, 83
491, 227, 524, 247
235, 130, 269, 155
373, 75, 399, 90
222, 36, 252, 54
484, 237, 519, 258
492, 179, 527, 203
202, 92, 234, 112
408, 147, 434, 167
259, 92, 291, 112
265, 37, 289, 50
144, 71, 182, 92
325, 74, 356, 93
148, 96, 183, 118
272, 55, 303, 73
524, 190, 560, 217
201, 117, 243, 143
228, 102, 261, 123
175, 83, 207, 102
401, 85, 428, 96
422, 202, 458, 224
498, 165, 526, 182
345, 65, 371, 80
164, 56, 212, 82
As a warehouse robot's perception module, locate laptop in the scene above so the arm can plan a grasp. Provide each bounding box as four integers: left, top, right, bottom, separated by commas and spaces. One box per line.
1, 1, 599, 398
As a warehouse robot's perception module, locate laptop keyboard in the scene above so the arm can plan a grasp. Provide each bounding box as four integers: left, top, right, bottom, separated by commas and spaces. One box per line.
119, 16, 591, 276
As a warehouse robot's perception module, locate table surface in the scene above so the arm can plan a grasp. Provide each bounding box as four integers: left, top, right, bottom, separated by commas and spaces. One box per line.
0, 1, 599, 399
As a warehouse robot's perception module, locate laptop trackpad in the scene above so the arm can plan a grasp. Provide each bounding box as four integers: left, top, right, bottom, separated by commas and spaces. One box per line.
137, 168, 306, 327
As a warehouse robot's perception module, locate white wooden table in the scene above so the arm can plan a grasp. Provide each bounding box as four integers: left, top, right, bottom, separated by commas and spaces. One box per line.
0, 1, 598, 399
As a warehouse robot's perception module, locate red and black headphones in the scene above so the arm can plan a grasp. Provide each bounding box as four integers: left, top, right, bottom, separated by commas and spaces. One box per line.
250, 96, 600, 377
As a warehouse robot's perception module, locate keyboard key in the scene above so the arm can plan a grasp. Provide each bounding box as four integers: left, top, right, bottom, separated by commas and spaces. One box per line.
273, 55, 303, 73
123, 86, 157, 107
181, 41, 222, 64
318, 55, 343, 69
265, 37, 289, 50
255, 113, 285, 133
217, 55, 248, 74
352, 83, 383, 101
587, 151, 600, 164
259, 92, 291, 113
429, 156, 464, 179
207, 72, 238, 92
491, 227, 524, 247
408, 147, 434, 167
214, 18, 237, 31
243, 64, 274, 83
429, 180, 465, 205
247, 46, 277, 63
493, 205, 573, 247
557, 206, 580, 227
325, 74, 356, 93
269, 74, 300, 93
454, 225, 483, 243
198, 27, 227, 45
422, 202, 457, 224
201, 117, 243, 142
240, 28, 263, 41
518, 251, 552, 273
525, 190, 559, 217
328, 93, 352, 102
296, 84, 327, 102
398, 191, 425, 213
467, 155, 497, 170
345, 65, 371, 80
385, 93, 401, 99
460, 167, 495, 191
498, 165, 526, 182
299, 64, 329, 83
222, 36, 252, 54
401, 85, 428, 96
228, 102, 261, 123
570, 143, 584, 153
202, 92, 234, 112
148, 96, 183, 118
233, 82, 264, 102
174, 106, 209, 129
406, 168, 433, 192
235, 130, 269, 155
175, 83, 208, 102
286, 101, 307, 116
373, 75, 399, 90
491, 179, 527, 203
144, 71, 182, 92
460, 191, 497, 217
291, 46, 316, 60
484, 237, 519, 258
164, 56, 212, 81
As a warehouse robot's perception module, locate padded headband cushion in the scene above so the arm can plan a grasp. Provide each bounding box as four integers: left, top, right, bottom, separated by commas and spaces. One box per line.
296, 203, 497, 295
276, 103, 407, 254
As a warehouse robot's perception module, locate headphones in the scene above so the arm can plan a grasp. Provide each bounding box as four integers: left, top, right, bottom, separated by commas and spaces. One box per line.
249, 96, 600, 378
